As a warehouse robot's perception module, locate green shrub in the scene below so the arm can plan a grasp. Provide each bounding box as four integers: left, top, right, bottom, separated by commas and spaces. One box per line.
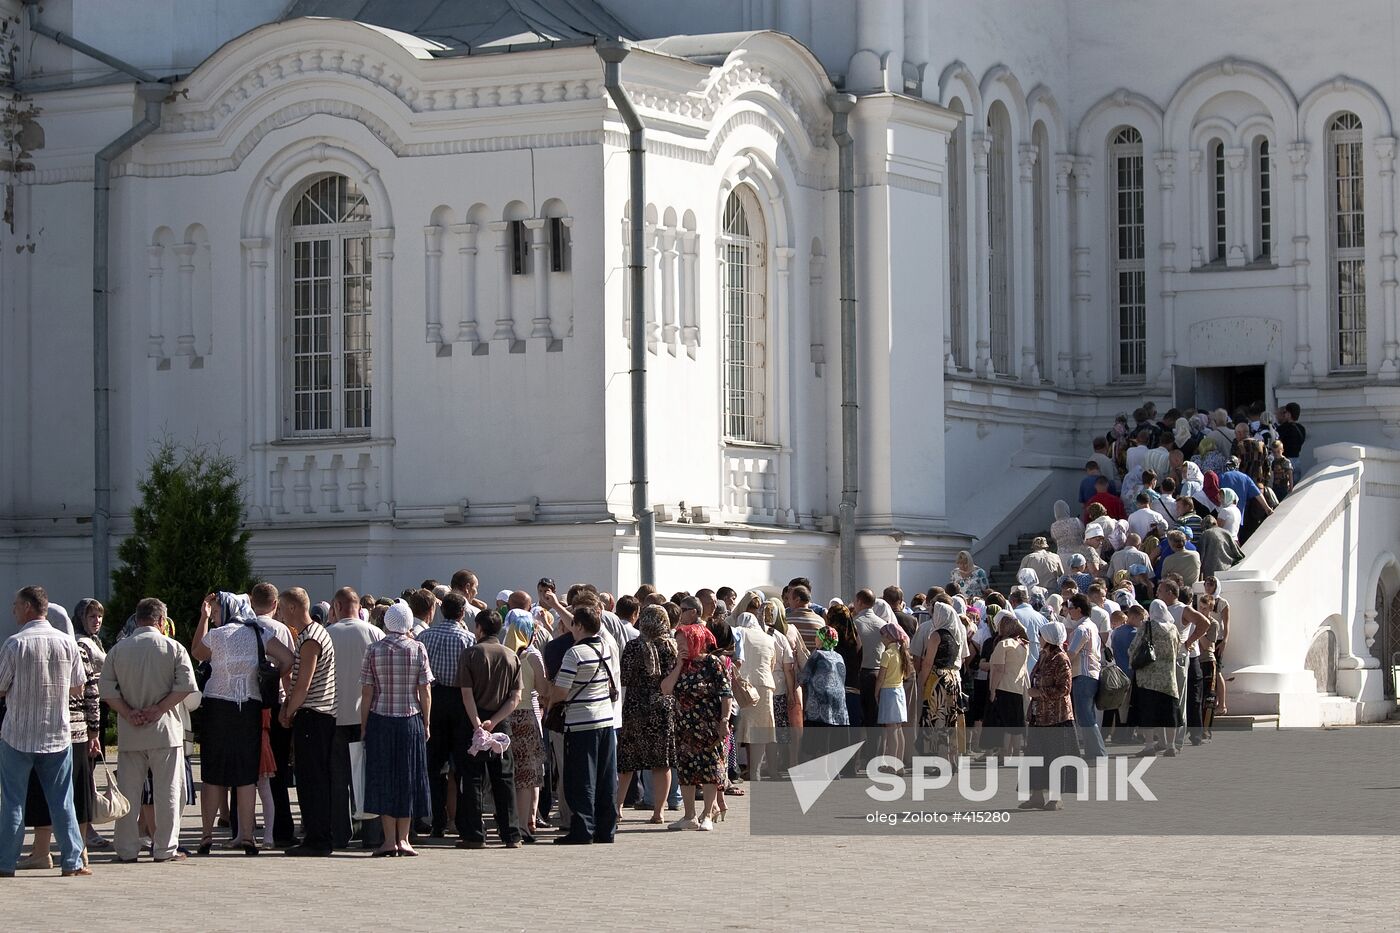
105, 439, 253, 648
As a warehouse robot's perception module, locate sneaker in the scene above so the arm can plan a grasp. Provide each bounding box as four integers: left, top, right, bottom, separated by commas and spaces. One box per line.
668, 816, 698, 831
85, 832, 111, 851
695, 818, 714, 832
504, 840, 522, 849
18, 852, 52, 870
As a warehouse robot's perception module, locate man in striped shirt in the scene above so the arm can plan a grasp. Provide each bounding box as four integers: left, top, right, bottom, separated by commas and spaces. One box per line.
551, 605, 619, 845
278, 587, 337, 856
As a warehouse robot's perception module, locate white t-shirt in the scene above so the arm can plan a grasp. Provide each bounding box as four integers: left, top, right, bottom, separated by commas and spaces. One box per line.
1166, 601, 1200, 658
1068, 620, 1102, 679
1127, 506, 1168, 540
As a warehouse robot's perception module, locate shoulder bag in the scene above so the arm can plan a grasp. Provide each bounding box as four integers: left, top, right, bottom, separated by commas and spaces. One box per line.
91, 757, 130, 825
1130, 622, 1158, 671
1095, 643, 1132, 709
543, 643, 616, 732
244, 622, 281, 709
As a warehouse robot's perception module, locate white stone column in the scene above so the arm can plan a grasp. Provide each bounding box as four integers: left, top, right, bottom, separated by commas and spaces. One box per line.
1375, 136, 1398, 378
660, 226, 679, 351
554, 217, 574, 338
972, 132, 993, 378
808, 242, 825, 375
423, 224, 444, 347
489, 221, 518, 348
1071, 157, 1093, 388
1017, 142, 1039, 383
681, 230, 700, 354
1288, 142, 1314, 379
775, 245, 796, 524
645, 223, 660, 352
371, 227, 396, 513
525, 218, 553, 341
174, 242, 197, 357
449, 223, 481, 349
242, 236, 270, 518
1189, 149, 1205, 267
1155, 150, 1179, 387
1053, 155, 1074, 386
1225, 146, 1248, 267
848, 0, 903, 92
146, 244, 166, 361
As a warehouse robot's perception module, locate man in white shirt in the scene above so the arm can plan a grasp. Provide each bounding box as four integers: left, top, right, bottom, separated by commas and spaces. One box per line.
450, 568, 483, 622
0, 586, 89, 876
1109, 533, 1152, 579
1127, 493, 1168, 542
250, 582, 297, 846
325, 586, 383, 850
1064, 594, 1106, 758
1158, 579, 1210, 751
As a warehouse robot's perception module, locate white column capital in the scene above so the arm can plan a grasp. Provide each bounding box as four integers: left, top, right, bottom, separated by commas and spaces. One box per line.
172, 242, 198, 262
371, 227, 395, 258
147, 244, 166, 269
1154, 149, 1177, 180
1375, 135, 1398, 168
522, 217, 549, 233
1017, 142, 1039, 179
1224, 146, 1247, 171
971, 132, 991, 169
1288, 141, 1310, 169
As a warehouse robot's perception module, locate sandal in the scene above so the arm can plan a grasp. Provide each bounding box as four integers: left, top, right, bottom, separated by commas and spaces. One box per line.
196, 837, 213, 857
646, 815, 664, 824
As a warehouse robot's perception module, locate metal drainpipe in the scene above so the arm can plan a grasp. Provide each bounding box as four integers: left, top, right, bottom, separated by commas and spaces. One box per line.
598, 42, 656, 586
828, 93, 859, 598
26, 1, 166, 600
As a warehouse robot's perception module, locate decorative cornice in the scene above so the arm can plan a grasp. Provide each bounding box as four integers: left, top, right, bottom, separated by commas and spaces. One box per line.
163, 44, 602, 135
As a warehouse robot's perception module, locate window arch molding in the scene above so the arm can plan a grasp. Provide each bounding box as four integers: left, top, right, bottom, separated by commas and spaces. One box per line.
240, 141, 396, 518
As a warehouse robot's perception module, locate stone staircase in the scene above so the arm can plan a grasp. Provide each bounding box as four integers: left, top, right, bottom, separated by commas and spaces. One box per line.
987, 529, 1053, 594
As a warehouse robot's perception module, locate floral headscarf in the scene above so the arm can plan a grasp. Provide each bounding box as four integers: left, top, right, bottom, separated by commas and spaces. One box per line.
217, 592, 257, 626
503, 608, 535, 653
816, 626, 839, 651
636, 605, 674, 678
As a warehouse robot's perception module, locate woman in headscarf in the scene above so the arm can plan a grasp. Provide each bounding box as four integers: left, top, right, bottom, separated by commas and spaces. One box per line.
502, 608, 547, 841
1194, 435, 1229, 478
1128, 600, 1183, 757
1016, 568, 1047, 612
616, 604, 677, 825
917, 599, 966, 759
986, 610, 1030, 757
949, 551, 990, 599
729, 593, 777, 781
1050, 500, 1091, 565
798, 625, 848, 763
191, 591, 293, 856
1020, 620, 1075, 811
360, 601, 433, 856
663, 621, 731, 831
825, 603, 864, 729
1215, 487, 1243, 541
762, 598, 801, 775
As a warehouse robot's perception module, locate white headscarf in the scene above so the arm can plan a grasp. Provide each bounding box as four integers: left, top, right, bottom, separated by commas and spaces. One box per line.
1148, 598, 1173, 628
872, 598, 898, 628
384, 600, 414, 634
1053, 500, 1071, 522
728, 589, 766, 629
1039, 620, 1067, 646
46, 603, 74, 638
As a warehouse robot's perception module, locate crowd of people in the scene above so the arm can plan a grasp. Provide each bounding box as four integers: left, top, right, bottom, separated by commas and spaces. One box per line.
0, 401, 1308, 872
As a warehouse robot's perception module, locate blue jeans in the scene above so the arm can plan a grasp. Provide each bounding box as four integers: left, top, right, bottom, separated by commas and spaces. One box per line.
0, 740, 84, 872
1070, 676, 1107, 758
640, 768, 681, 809
562, 728, 618, 843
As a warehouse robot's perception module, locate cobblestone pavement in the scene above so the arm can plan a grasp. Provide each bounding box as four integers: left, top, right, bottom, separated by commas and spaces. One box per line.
3, 794, 1397, 931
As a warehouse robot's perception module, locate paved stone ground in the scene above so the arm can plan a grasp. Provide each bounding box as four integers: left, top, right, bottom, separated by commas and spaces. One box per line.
3, 793, 1397, 930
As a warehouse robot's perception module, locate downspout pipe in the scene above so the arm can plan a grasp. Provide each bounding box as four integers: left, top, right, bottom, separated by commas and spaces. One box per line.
828, 93, 859, 598
599, 41, 656, 586
26, 1, 165, 600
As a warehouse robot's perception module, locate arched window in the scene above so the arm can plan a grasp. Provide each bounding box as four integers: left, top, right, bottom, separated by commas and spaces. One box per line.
947, 102, 968, 369
721, 185, 767, 443
1032, 122, 1051, 381
1255, 137, 1272, 261
286, 174, 373, 435
987, 102, 1012, 375
1210, 139, 1227, 262
1111, 126, 1146, 380
1329, 112, 1366, 371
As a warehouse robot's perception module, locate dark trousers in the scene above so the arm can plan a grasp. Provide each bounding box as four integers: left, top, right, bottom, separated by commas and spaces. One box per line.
330, 723, 382, 849
458, 745, 519, 845
268, 703, 295, 843
858, 669, 879, 731
292, 708, 336, 850
538, 727, 554, 822
1184, 656, 1204, 740
562, 727, 618, 843
427, 684, 466, 834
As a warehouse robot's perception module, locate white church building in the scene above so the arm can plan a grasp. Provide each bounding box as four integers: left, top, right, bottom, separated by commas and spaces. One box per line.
2, 0, 1399, 722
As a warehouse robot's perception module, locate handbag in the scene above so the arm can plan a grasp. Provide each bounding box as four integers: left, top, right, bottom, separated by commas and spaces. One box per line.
244, 622, 281, 709
348, 739, 375, 820
1130, 622, 1158, 670
91, 758, 130, 825
1095, 645, 1132, 709
730, 670, 759, 709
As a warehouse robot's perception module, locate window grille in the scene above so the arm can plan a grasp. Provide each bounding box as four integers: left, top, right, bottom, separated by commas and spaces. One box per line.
1330, 113, 1366, 370
721, 186, 767, 443
1111, 127, 1146, 379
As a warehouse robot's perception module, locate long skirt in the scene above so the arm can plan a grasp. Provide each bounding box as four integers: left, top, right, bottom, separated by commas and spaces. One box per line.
26, 743, 93, 826
363, 712, 431, 819
1129, 685, 1180, 729
507, 707, 544, 790
1026, 720, 1081, 793
200, 697, 262, 787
